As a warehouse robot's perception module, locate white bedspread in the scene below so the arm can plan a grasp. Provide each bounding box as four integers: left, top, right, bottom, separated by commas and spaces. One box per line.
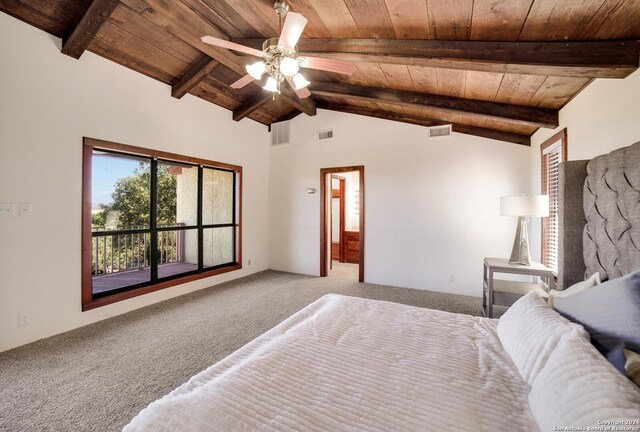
124, 294, 537, 431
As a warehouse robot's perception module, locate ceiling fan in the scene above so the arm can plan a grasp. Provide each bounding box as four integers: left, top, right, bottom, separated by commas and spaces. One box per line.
201, 1, 355, 99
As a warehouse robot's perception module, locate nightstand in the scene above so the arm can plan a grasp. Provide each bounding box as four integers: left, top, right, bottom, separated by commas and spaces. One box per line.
483, 257, 554, 318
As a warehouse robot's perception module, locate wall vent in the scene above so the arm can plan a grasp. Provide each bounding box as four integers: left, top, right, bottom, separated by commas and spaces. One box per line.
427, 124, 452, 138
318, 130, 333, 140
271, 121, 291, 146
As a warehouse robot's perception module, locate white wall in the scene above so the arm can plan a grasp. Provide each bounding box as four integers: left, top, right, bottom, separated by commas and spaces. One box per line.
269, 111, 531, 296
0, 14, 270, 352
342, 171, 360, 231
9, 9, 636, 351
529, 70, 640, 261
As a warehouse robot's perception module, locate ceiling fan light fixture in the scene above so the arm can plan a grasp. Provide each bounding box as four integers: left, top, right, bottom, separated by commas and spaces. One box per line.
264, 76, 279, 92
246, 61, 266, 80
292, 73, 310, 90
201, 2, 354, 99
279, 56, 299, 77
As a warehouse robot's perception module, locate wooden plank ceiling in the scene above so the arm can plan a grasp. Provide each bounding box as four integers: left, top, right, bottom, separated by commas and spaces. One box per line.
2, 0, 639, 145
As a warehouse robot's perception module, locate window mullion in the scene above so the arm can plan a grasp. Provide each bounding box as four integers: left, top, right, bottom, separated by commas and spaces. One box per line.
198, 165, 204, 271
232, 171, 237, 264
150, 158, 159, 281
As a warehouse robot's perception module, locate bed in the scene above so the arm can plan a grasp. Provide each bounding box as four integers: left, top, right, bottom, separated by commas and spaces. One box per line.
125, 143, 640, 431
125, 294, 537, 431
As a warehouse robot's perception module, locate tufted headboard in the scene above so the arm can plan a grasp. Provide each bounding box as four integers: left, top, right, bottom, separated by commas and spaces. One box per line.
557, 142, 640, 289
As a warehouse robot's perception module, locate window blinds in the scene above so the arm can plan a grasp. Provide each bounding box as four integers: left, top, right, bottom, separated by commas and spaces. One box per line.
542, 145, 563, 273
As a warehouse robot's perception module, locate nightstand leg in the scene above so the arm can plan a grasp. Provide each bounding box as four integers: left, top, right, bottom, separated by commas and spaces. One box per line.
482, 262, 487, 316
488, 269, 494, 318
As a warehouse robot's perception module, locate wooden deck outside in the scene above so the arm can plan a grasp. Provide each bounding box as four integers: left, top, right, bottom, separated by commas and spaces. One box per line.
92, 262, 198, 294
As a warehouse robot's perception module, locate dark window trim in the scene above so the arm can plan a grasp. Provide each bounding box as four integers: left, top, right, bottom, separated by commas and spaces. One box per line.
82, 137, 242, 311
540, 128, 568, 157
540, 128, 567, 285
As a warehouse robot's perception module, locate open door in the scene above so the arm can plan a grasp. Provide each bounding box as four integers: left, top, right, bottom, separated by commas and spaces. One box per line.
330, 176, 345, 264
320, 166, 364, 282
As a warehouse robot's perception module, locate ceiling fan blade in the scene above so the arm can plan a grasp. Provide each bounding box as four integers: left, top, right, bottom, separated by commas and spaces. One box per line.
231, 74, 255, 89
278, 12, 308, 50
201, 36, 267, 58
299, 56, 355, 75
286, 77, 311, 99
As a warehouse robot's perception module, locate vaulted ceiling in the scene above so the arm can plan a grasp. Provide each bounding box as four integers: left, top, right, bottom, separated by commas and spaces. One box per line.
3, 0, 639, 145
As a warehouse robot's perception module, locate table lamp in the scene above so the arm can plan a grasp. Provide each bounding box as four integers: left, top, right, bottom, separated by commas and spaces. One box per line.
500, 195, 549, 266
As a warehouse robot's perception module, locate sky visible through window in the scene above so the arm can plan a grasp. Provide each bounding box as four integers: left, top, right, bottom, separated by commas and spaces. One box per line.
92, 153, 147, 209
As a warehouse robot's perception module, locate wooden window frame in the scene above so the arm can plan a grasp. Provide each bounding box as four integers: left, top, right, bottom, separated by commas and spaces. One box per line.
540, 129, 567, 277
82, 137, 242, 311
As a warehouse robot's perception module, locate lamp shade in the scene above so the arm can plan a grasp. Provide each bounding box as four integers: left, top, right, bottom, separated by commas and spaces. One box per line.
245, 61, 265, 80
292, 73, 310, 89
500, 195, 549, 217
263, 77, 279, 92
279, 56, 299, 77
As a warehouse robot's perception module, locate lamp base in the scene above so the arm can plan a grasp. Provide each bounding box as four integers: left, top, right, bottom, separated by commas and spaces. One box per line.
509, 216, 531, 266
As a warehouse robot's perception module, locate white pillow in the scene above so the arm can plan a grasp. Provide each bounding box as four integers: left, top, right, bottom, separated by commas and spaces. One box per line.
548, 272, 601, 308
529, 333, 640, 431
497, 291, 588, 384
625, 349, 640, 387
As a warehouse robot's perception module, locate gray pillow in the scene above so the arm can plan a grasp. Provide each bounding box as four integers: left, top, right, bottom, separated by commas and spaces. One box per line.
554, 270, 640, 374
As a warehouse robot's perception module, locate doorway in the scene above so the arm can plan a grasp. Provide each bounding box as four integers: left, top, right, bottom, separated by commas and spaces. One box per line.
320, 166, 364, 282
330, 175, 346, 266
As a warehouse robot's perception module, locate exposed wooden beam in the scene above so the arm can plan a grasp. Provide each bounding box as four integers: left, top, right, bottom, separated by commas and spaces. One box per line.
316, 102, 531, 146
233, 39, 640, 78
450, 124, 530, 146
62, 0, 120, 59
268, 110, 303, 131
317, 103, 445, 128
133, 0, 311, 116
310, 82, 557, 129
279, 87, 317, 117
273, 109, 304, 124
138, 0, 247, 73
232, 92, 273, 122
172, 55, 220, 99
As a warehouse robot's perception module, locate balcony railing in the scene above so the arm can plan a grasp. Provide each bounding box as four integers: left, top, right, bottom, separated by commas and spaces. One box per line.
91, 224, 185, 277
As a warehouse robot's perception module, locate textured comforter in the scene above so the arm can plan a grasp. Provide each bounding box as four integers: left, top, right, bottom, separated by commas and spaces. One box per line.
124, 294, 537, 431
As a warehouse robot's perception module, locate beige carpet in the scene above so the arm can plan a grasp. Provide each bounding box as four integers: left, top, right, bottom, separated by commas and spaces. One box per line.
328, 260, 359, 279
0, 270, 481, 432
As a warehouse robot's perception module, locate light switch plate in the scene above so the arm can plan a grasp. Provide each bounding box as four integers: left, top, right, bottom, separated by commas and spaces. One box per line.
19, 203, 33, 216
0, 203, 16, 216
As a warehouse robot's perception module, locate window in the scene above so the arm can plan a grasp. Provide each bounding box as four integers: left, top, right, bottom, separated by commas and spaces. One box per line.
82, 138, 241, 310
540, 129, 567, 274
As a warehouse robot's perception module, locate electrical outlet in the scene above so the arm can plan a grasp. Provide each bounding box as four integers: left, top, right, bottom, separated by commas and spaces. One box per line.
0, 203, 16, 216
448, 274, 455, 283
248, 259, 252, 266
18, 313, 30, 327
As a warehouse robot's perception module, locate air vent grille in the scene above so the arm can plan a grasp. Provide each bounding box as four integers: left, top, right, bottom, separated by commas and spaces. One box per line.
428, 124, 452, 138
271, 121, 290, 146
318, 130, 333, 140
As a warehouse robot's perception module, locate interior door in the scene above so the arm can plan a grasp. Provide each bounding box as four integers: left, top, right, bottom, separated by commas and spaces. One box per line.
330, 176, 346, 263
